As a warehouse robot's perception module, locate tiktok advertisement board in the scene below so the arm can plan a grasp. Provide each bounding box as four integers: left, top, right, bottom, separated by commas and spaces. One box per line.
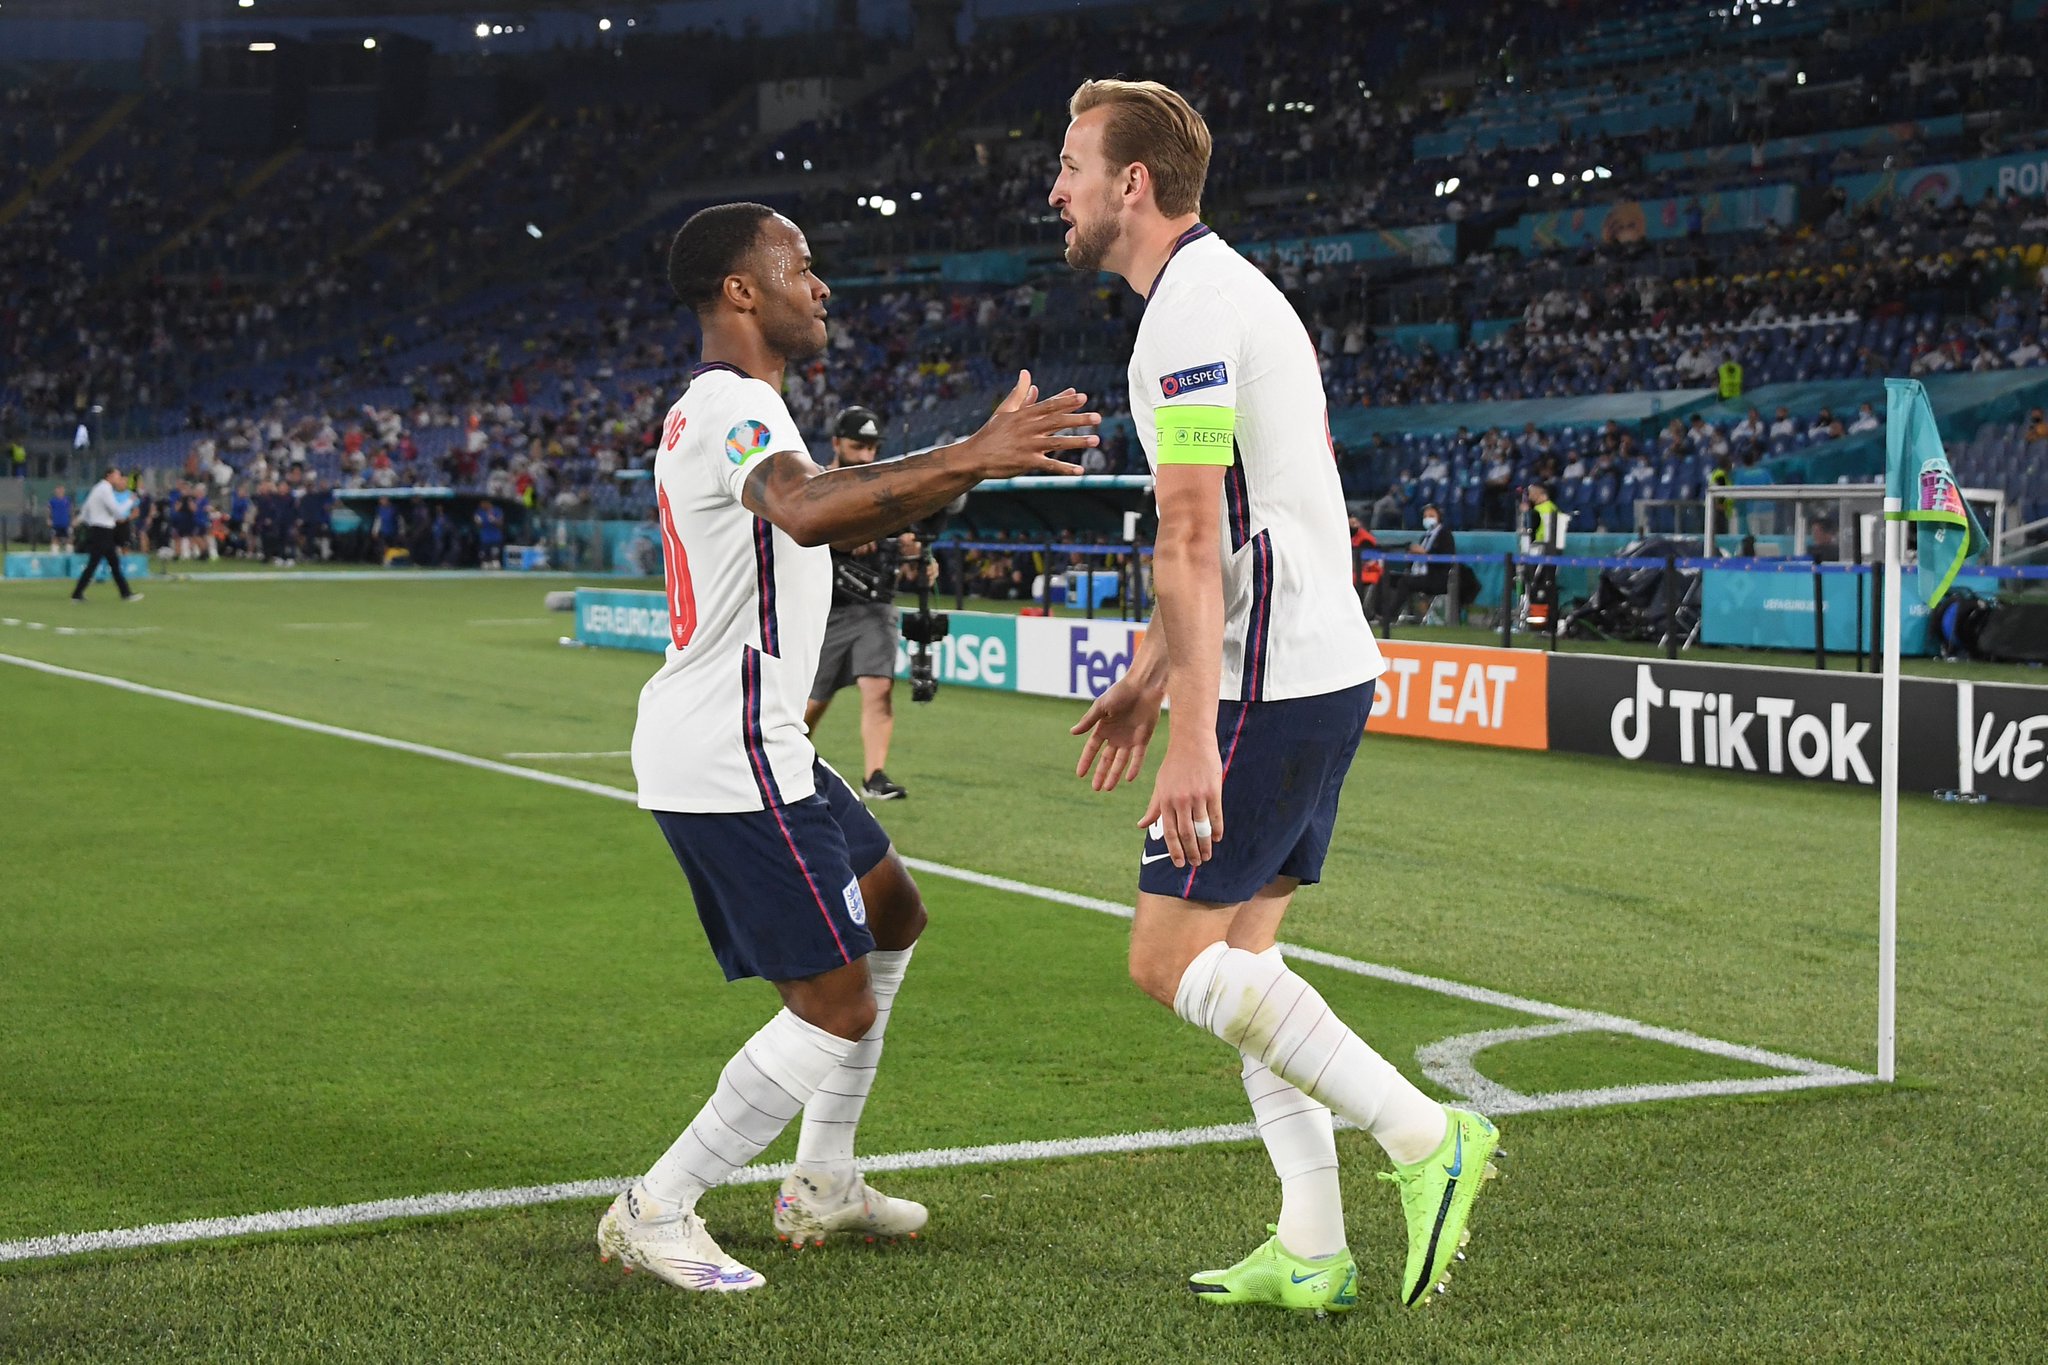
1547, 655, 1970, 795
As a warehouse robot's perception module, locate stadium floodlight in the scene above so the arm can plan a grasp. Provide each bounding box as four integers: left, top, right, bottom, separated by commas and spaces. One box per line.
238, 0, 253, 7
1551, 171, 1565, 185
1752, 11, 1761, 22
525, 223, 542, 239
1527, 173, 1539, 188
248, 41, 276, 51
1581, 168, 1595, 182
1444, 176, 1460, 194
910, 191, 922, 202
598, 18, 611, 30
363, 37, 376, 49
775, 150, 785, 161
1434, 180, 1444, 197
1797, 70, 1806, 84
475, 23, 489, 37
880, 199, 898, 216
802, 159, 812, 170
856, 196, 867, 207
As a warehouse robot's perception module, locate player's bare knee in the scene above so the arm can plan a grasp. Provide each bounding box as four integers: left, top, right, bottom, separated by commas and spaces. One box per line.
1127, 944, 1180, 1009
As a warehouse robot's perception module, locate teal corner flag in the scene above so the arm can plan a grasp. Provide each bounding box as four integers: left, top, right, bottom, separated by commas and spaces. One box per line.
1882, 378, 1989, 606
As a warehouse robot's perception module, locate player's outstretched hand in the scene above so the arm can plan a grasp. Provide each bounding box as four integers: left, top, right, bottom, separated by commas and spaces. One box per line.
967, 370, 1099, 479
1070, 674, 1163, 793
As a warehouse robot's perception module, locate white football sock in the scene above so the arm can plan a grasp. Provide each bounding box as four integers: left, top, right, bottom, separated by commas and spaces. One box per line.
640, 1008, 857, 1214
793, 945, 914, 1187
1177, 941, 1448, 1167
1240, 945, 1345, 1259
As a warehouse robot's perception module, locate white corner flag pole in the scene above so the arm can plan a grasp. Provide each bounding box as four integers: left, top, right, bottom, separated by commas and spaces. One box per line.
1877, 496, 1903, 1083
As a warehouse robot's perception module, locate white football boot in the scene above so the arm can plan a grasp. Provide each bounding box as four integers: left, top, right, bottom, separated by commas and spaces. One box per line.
596, 1185, 766, 1292
772, 1169, 929, 1247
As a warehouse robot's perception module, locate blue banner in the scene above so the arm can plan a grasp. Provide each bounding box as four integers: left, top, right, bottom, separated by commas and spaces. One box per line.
4, 552, 150, 581
1700, 567, 1997, 654
1497, 185, 1796, 253
1644, 115, 1967, 172
1837, 147, 2048, 214
573, 588, 670, 653
1416, 102, 1694, 160
1239, 226, 1454, 269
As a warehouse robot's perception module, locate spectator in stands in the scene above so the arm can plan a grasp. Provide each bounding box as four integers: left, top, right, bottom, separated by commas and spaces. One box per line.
1370, 482, 1405, 530
475, 499, 505, 570
1768, 406, 1798, 440
1732, 407, 1765, 445
2026, 409, 2048, 442
46, 485, 71, 552
1849, 404, 1881, 434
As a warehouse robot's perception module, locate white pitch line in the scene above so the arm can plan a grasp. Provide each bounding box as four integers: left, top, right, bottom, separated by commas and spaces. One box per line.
0, 618, 163, 637
281, 622, 369, 630
504, 750, 631, 760
468, 617, 553, 627
0, 652, 1883, 1264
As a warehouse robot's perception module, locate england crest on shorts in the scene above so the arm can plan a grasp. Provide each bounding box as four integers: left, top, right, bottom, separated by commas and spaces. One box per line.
843, 877, 867, 927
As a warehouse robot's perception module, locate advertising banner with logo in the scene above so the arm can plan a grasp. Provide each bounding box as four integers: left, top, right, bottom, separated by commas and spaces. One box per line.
1959, 682, 2048, 805
1368, 642, 1549, 750
4, 551, 150, 581
1699, 569, 1999, 655
574, 588, 671, 653
1238, 226, 1455, 270
1547, 654, 1965, 793
1014, 615, 1148, 701
894, 611, 1017, 693
1836, 148, 2048, 215
1497, 185, 1796, 253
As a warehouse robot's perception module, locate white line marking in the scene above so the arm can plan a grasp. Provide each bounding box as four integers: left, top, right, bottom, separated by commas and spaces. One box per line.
3, 616, 161, 636
281, 622, 369, 630
503, 750, 632, 760
0, 652, 1882, 1263
468, 618, 552, 626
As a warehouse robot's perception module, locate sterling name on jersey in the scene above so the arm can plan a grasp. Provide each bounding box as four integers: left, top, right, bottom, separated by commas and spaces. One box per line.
632, 363, 832, 813
1130, 226, 1385, 701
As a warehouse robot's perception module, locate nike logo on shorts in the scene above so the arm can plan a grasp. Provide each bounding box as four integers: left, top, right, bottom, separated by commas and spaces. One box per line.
1140, 852, 1174, 866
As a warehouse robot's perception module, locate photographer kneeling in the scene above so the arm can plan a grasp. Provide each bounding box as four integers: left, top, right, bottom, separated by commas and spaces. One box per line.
805, 407, 912, 801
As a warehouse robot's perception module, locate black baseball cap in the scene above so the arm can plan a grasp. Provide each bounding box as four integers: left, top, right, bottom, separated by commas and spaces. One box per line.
833, 406, 883, 442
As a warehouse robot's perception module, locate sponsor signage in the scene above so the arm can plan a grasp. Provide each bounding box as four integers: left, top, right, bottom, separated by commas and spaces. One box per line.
1960, 682, 2048, 805
4, 551, 150, 581
1015, 615, 1148, 701
894, 612, 1016, 692
1368, 642, 1549, 750
1700, 569, 1997, 656
1547, 654, 1962, 791
574, 588, 670, 653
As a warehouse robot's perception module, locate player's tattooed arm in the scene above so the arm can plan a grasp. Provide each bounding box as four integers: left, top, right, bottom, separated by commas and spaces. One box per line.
741, 375, 1101, 547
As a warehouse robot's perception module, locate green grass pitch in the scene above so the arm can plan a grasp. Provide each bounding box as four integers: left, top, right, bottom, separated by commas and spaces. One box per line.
0, 575, 2043, 1361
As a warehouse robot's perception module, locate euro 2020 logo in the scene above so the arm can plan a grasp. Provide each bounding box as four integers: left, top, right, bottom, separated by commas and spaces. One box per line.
725, 420, 772, 465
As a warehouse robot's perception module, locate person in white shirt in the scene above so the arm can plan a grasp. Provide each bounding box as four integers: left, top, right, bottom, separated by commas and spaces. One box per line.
1848, 403, 1881, 434
597, 203, 1100, 1295
1050, 78, 1497, 1315
1732, 407, 1765, 444
1768, 406, 1798, 439
69, 467, 141, 603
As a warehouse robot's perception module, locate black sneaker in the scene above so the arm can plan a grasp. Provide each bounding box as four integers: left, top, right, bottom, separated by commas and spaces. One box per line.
863, 770, 907, 802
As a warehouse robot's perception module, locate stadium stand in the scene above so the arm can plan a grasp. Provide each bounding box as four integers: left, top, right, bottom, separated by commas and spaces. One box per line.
4, 0, 2046, 550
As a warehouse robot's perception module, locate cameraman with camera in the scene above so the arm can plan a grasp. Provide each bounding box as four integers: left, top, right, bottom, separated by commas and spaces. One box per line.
805, 407, 914, 801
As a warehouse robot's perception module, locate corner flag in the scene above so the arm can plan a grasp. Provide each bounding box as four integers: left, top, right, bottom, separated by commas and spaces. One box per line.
1882, 378, 1988, 605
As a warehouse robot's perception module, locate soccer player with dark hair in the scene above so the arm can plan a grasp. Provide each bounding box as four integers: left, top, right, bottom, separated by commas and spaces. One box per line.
1054, 81, 1503, 1312
597, 200, 1100, 1292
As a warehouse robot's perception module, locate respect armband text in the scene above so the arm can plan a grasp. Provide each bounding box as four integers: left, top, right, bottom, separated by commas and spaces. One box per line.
1155, 404, 1235, 466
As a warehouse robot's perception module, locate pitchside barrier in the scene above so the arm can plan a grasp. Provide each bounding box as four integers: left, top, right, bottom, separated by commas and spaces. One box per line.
570, 588, 2046, 807
3, 551, 151, 581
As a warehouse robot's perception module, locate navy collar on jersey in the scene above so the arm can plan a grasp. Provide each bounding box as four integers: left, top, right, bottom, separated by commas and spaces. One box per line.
1144, 223, 1213, 306
689, 361, 752, 380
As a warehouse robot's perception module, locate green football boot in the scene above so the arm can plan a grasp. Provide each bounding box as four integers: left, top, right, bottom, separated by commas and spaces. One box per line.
1379, 1106, 1503, 1307
1187, 1226, 1359, 1314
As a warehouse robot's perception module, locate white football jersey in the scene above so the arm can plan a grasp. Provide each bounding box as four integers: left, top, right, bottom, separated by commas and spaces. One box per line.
632, 363, 833, 813
1129, 227, 1385, 701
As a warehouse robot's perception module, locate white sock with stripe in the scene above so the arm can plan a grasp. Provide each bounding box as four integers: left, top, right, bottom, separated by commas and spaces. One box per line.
1240, 945, 1346, 1259
1177, 941, 1447, 1167
793, 945, 914, 1188
639, 1008, 857, 1215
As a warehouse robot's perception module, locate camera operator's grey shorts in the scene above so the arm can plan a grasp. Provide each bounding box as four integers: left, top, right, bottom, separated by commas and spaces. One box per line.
811, 602, 899, 702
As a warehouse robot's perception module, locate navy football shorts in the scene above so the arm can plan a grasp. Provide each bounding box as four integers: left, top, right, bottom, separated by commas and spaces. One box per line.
653, 759, 894, 983
1138, 680, 1373, 906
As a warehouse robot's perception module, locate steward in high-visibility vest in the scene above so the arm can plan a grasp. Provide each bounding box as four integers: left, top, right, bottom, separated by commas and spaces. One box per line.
1717, 357, 1743, 400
